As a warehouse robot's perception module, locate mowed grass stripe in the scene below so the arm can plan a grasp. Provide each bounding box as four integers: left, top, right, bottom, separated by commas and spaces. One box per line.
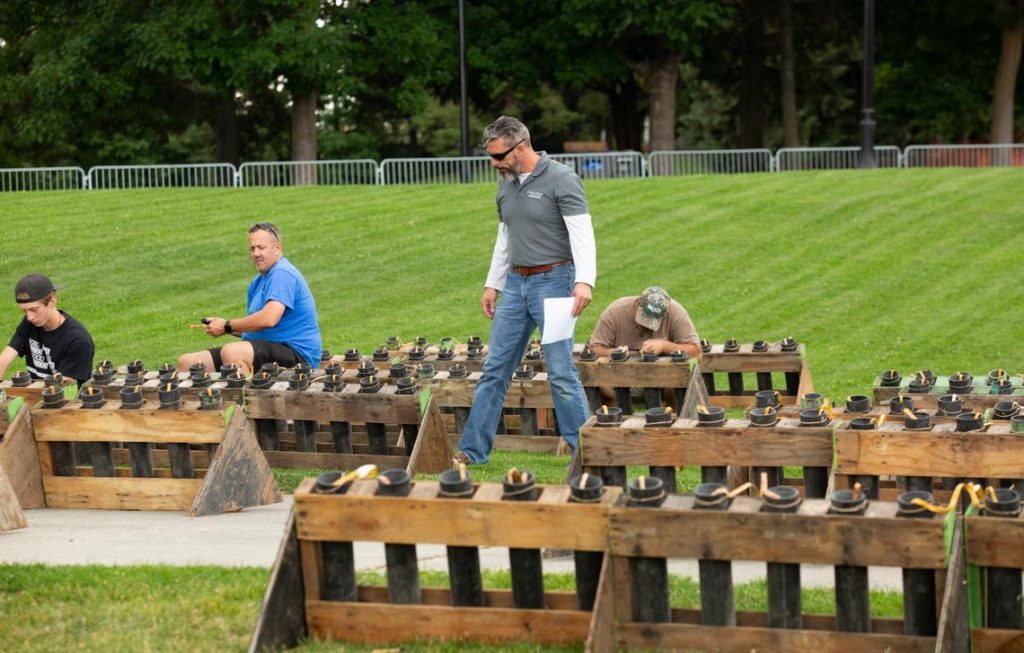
1, 168, 1021, 400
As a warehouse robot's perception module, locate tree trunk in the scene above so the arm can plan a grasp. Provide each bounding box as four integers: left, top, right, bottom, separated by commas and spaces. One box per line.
608, 75, 644, 151
991, 1, 1023, 147
215, 96, 240, 167
639, 53, 683, 176
739, 0, 766, 148
779, 0, 800, 147
291, 90, 318, 185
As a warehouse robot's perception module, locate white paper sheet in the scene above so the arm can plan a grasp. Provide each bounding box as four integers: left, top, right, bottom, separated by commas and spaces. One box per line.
541, 297, 577, 344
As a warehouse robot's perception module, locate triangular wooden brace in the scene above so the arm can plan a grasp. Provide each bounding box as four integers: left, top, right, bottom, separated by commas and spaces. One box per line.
0, 462, 27, 532
406, 394, 452, 475
189, 408, 282, 517
680, 362, 711, 419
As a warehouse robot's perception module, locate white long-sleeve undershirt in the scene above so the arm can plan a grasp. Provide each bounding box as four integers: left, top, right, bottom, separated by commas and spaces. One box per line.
484, 213, 597, 292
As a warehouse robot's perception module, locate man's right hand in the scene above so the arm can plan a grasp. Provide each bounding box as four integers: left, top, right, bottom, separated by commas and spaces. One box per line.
481, 288, 498, 319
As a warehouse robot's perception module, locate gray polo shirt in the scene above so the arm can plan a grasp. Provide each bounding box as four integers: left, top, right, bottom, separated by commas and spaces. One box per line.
496, 153, 589, 267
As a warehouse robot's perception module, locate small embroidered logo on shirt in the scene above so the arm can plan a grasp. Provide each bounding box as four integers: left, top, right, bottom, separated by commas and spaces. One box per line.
527, 190, 543, 199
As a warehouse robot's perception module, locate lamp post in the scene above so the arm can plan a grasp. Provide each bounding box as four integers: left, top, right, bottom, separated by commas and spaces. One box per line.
858, 0, 876, 168
458, 0, 470, 158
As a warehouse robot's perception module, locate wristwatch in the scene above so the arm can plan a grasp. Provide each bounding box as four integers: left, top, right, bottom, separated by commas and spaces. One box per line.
224, 320, 233, 334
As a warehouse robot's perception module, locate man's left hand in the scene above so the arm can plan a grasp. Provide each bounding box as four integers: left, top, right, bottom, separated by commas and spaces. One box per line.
204, 317, 227, 337
571, 283, 592, 317
641, 339, 672, 355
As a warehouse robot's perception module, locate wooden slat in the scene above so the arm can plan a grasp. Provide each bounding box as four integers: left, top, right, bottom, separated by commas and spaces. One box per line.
836, 430, 1024, 477
112, 448, 211, 469
936, 516, 969, 653
0, 405, 45, 509
575, 359, 690, 388
965, 514, 1024, 567
354, 586, 579, 610
263, 451, 410, 470
971, 628, 1024, 652
430, 376, 556, 409
586, 549, 614, 653
447, 433, 563, 453
580, 421, 834, 467
31, 402, 227, 444
42, 476, 202, 510
608, 496, 947, 568
248, 512, 307, 653
699, 345, 805, 373
244, 386, 420, 423
660, 608, 906, 633
615, 622, 935, 653
306, 600, 591, 645
294, 480, 618, 550
190, 408, 282, 517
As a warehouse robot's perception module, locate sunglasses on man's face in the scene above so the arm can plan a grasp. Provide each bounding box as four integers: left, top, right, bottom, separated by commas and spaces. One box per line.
248, 222, 280, 240
489, 138, 524, 161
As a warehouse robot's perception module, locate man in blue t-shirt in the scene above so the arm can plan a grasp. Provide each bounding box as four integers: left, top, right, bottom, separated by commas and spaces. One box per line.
177, 223, 322, 375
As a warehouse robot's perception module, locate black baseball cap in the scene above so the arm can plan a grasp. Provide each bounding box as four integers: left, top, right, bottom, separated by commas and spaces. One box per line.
15, 273, 64, 304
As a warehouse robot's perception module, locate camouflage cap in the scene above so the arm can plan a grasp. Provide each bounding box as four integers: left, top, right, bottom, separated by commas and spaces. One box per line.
635, 287, 671, 331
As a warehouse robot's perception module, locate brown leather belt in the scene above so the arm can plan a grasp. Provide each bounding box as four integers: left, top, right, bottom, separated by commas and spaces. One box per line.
511, 260, 572, 276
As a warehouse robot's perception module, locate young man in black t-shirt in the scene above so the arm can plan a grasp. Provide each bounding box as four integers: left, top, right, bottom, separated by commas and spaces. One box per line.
0, 273, 95, 386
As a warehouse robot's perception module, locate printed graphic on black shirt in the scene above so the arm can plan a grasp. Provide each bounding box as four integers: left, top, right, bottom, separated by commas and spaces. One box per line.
27, 338, 56, 376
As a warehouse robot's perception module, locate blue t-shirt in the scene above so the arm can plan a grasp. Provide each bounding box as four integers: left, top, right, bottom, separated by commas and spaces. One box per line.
243, 256, 322, 367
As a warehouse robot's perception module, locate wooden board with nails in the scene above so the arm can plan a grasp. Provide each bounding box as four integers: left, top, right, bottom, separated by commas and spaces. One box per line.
293, 478, 619, 550
834, 424, 1024, 478
607, 494, 948, 568
579, 416, 835, 467
244, 383, 422, 423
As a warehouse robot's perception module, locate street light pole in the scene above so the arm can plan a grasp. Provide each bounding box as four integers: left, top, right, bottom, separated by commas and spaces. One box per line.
458, 0, 470, 158
858, 0, 876, 168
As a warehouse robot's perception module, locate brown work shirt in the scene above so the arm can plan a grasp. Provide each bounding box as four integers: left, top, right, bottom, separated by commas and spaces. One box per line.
589, 296, 699, 351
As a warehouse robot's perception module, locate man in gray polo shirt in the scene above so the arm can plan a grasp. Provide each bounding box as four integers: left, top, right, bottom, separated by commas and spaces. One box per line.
454, 116, 596, 465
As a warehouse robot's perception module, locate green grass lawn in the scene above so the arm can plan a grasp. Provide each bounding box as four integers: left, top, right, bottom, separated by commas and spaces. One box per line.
3, 168, 1022, 401
0, 565, 904, 653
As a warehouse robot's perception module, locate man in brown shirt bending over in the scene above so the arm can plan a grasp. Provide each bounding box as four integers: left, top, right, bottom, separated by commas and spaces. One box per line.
588, 286, 701, 359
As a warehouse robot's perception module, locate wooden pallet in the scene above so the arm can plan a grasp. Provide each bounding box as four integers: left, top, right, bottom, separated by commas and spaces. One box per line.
249, 478, 622, 652
598, 494, 965, 653
28, 400, 280, 516
834, 421, 1024, 501
964, 510, 1024, 652
873, 373, 1024, 407
688, 342, 814, 408
578, 415, 835, 495
244, 382, 451, 474
426, 371, 563, 453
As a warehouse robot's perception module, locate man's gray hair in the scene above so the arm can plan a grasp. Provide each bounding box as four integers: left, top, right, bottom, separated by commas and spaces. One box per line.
482, 116, 531, 148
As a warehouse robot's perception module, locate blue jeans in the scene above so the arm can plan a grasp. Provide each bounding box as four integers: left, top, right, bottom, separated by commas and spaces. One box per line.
458, 264, 590, 463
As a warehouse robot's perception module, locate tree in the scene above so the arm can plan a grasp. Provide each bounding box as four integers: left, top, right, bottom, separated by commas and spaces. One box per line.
565, 0, 732, 155
991, 0, 1024, 144
779, 0, 800, 147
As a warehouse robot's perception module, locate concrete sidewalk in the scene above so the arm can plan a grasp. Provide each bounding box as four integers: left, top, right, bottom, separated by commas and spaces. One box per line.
0, 496, 903, 591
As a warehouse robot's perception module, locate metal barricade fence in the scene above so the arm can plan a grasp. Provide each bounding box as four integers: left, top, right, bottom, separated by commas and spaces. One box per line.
647, 149, 773, 176
548, 151, 646, 179
9, 143, 1024, 193
776, 146, 901, 171
904, 144, 1024, 168
239, 160, 378, 186
0, 167, 86, 192
379, 157, 496, 185
86, 163, 237, 189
